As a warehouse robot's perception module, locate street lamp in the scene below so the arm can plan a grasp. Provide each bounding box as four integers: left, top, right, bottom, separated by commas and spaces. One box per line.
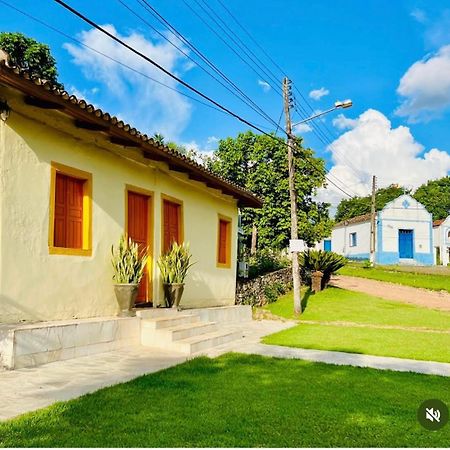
282, 78, 352, 315
292, 100, 353, 127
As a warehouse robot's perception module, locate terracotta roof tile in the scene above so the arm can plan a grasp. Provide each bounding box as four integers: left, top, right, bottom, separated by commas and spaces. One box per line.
0, 60, 263, 208
334, 213, 372, 228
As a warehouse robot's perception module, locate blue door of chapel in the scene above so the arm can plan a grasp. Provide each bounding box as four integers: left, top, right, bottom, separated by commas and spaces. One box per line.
324, 240, 331, 252
398, 229, 413, 258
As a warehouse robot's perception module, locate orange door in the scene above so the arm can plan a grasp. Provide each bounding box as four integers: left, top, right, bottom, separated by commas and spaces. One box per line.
127, 191, 150, 303
163, 200, 180, 253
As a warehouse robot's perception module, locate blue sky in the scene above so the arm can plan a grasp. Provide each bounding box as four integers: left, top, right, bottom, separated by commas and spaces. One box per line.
1, 0, 450, 203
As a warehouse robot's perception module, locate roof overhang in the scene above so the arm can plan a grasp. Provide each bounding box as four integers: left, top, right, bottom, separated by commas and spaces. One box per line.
0, 63, 263, 208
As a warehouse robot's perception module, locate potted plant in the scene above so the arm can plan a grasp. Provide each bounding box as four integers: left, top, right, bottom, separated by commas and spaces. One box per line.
157, 242, 194, 309
111, 234, 148, 316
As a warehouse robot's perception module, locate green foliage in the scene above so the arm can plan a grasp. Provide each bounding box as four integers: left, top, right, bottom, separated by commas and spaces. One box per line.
157, 242, 194, 284
111, 235, 148, 284
335, 184, 406, 222
248, 248, 290, 279
413, 176, 450, 220
0, 32, 63, 89
299, 249, 347, 288
263, 282, 288, 303
1, 354, 449, 448
206, 131, 333, 249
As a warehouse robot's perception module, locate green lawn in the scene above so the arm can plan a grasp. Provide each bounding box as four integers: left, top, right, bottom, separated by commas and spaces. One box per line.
338, 264, 450, 293
1, 354, 449, 447
264, 288, 450, 362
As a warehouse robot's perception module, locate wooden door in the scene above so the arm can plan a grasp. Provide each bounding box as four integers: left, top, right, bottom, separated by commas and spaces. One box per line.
163, 200, 181, 253
127, 191, 150, 303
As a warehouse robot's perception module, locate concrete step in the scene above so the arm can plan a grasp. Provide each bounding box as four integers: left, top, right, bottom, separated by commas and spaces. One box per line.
172, 329, 242, 354
141, 314, 199, 330
141, 321, 218, 347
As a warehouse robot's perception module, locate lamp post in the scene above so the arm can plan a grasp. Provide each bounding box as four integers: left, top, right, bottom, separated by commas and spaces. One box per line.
282, 77, 352, 315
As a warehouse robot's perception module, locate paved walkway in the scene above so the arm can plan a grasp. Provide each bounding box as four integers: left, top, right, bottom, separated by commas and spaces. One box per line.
1, 318, 449, 422
331, 275, 450, 311
238, 343, 450, 377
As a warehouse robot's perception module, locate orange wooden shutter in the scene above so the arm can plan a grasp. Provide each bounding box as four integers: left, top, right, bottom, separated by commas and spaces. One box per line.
218, 219, 228, 264
163, 200, 180, 253
54, 173, 84, 248
128, 191, 149, 302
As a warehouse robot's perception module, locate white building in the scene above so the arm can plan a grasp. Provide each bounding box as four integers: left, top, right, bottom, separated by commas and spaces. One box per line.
433, 216, 450, 266
330, 195, 434, 265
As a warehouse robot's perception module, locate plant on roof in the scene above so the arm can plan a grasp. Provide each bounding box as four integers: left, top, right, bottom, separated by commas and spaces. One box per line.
0, 32, 63, 89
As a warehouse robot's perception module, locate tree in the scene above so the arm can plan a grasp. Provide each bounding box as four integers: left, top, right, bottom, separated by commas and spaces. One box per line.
0, 32, 63, 89
335, 184, 407, 222
207, 131, 333, 249
413, 176, 450, 220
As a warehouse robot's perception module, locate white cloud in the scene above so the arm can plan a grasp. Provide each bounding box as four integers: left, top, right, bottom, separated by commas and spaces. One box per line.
309, 87, 329, 101
64, 25, 192, 140
332, 113, 357, 130
395, 45, 450, 122
410, 8, 427, 24
206, 136, 219, 147
317, 109, 450, 206
257, 79, 271, 92
293, 122, 312, 134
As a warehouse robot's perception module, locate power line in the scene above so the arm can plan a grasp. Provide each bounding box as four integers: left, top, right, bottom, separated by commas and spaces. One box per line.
0, 0, 228, 116
133, 0, 281, 129
193, 0, 283, 95
49, 1, 354, 198
181, 0, 283, 96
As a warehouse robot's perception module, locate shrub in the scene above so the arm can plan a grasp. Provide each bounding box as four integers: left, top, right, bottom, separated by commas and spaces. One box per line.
264, 281, 288, 303
248, 248, 290, 279
299, 249, 347, 289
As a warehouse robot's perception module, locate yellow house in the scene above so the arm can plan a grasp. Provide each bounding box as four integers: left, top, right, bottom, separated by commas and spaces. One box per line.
0, 61, 262, 325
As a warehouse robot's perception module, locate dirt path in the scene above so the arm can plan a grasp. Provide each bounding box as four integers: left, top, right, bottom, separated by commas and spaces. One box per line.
331, 275, 450, 311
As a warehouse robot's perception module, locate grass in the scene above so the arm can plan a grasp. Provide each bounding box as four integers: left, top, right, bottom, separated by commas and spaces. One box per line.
338, 264, 450, 293
264, 288, 450, 362
1, 354, 449, 447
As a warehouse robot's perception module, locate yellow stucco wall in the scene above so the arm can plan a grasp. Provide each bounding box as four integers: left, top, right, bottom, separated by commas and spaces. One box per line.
0, 97, 238, 323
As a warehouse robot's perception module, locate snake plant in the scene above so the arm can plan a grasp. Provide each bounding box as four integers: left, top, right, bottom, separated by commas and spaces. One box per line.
157, 242, 195, 284
111, 234, 148, 284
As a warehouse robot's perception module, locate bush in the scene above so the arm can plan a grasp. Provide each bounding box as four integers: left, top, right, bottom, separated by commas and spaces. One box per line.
299, 249, 347, 289
263, 282, 287, 304
248, 248, 290, 279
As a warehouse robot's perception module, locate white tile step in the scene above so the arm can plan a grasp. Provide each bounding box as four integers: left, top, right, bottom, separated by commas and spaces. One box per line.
156, 321, 218, 341
141, 314, 200, 330
171, 329, 242, 354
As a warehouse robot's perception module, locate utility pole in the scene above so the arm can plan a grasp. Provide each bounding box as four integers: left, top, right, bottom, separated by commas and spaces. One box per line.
369, 175, 377, 266
283, 77, 302, 315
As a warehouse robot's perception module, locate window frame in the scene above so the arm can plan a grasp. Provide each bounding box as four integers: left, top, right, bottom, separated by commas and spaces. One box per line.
349, 232, 357, 248
160, 193, 184, 254
217, 214, 232, 269
48, 161, 93, 256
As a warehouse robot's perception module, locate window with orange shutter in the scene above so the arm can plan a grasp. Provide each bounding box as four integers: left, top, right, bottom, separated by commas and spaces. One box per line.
54, 173, 84, 249
217, 217, 231, 267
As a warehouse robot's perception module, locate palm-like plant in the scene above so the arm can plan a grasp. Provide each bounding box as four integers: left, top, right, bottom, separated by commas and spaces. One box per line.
111, 235, 148, 284
299, 249, 347, 289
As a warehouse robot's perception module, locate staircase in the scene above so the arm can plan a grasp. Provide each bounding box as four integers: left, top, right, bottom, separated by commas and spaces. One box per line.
139, 309, 243, 355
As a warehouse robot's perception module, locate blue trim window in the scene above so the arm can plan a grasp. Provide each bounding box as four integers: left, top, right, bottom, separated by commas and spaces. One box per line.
349, 232, 357, 247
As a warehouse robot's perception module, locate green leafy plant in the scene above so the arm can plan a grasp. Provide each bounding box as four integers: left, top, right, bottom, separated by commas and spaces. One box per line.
299, 249, 347, 289
157, 242, 195, 284
111, 235, 148, 284
247, 248, 290, 279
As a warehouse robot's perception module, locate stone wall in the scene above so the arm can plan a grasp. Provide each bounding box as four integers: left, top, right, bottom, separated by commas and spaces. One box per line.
236, 267, 292, 306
